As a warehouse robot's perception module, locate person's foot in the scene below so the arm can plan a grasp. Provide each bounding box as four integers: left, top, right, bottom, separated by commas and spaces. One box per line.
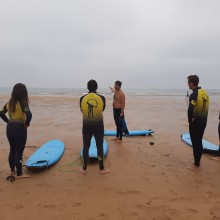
79, 169, 87, 174
114, 139, 123, 143
110, 138, 119, 141
9, 171, 16, 176
187, 165, 200, 171
16, 174, 31, 179
210, 157, 220, 161
99, 169, 111, 174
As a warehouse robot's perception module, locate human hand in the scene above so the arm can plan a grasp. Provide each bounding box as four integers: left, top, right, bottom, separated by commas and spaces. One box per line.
24, 124, 29, 128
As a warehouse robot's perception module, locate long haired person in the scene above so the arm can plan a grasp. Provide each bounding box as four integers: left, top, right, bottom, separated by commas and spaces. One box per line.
0, 83, 32, 179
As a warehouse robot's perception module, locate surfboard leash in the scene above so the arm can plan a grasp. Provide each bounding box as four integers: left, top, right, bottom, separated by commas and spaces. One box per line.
57, 157, 82, 173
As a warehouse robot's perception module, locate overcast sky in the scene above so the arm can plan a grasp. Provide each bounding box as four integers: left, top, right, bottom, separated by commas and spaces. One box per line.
0, 0, 219, 89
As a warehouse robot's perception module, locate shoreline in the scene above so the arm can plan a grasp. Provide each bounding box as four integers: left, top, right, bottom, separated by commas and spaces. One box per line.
0, 94, 220, 219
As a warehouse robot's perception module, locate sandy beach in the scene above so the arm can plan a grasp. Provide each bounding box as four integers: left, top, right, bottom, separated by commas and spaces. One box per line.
0, 93, 220, 220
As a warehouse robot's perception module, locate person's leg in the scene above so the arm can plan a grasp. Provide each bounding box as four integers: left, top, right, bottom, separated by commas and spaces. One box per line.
118, 115, 123, 140
122, 117, 129, 135
112, 108, 121, 141
6, 126, 16, 174
218, 121, 220, 153
113, 109, 120, 138
14, 127, 27, 176
94, 127, 111, 174
196, 120, 207, 166
81, 127, 93, 173
94, 127, 104, 170
189, 120, 201, 168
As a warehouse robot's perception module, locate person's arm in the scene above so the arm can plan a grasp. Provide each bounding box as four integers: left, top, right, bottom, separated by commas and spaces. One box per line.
79, 96, 83, 113
22, 103, 32, 127
102, 96, 106, 111
109, 86, 116, 93
188, 91, 197, 123
0, 104, 9, 123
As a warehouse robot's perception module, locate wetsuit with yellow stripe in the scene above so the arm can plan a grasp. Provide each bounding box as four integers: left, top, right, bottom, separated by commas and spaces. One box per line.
188, 87, 209, 166
0, 102, 32, 176
80, 92, 105, 170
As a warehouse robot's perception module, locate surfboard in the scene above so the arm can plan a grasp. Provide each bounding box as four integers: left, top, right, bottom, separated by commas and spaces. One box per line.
26, 140, 65, 169
104, 129, 154, 136
181, 133, 219, 152
80, 136, 108, 158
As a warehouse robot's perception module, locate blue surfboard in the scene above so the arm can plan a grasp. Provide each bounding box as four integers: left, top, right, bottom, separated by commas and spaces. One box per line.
80, 137, 108, 158
26, 140, 65, 169
104, 129, 154, 136
181, 133, 219, 152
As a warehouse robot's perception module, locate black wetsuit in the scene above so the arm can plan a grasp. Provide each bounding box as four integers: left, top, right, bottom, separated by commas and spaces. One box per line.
0, 102, 32, 176
188, 87, 209, 166
80, 92, 106, 170
218, 113, 220, 155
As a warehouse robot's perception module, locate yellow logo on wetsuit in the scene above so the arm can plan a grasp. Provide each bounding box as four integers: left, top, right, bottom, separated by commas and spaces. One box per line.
193, 89, 209, 118
191, 100, 196, 106
81, 93, 104, 127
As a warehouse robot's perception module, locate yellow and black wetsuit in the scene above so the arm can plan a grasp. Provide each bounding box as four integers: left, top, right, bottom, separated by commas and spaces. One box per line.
80, 92, 105, 170
0, 102, 32, 176
188, 87, 209, 123
188, 87, 209, 166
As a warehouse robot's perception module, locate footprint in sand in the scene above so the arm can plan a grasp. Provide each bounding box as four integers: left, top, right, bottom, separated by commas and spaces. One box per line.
13, 205, 24, 209
210, 207, 220, 219
99, 213, 108, 217
72, 202, 82, 207
43, 205, 56, 208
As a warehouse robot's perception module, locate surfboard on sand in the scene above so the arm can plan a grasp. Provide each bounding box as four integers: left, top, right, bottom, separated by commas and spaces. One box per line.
104, 129, 154, 136
80, 136, 108, 158
181, 133, 219, 152
26, 140, 65, 169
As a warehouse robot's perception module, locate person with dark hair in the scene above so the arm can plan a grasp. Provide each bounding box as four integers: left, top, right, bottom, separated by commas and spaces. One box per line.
109, 80, 127, 142
187, 75, 209, 170
0, 83, 32, 179
80, 79, 110, 174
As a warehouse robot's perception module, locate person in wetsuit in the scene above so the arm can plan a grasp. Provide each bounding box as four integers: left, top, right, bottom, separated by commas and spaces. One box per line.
79, 79, 110, 174
187, 75, 209, 170
211, 112, 220, 160
110, 81, 126, 142
0, 83, 32, 178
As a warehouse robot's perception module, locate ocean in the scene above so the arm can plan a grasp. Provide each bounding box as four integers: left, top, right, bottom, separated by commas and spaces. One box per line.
0, 87, 220, 97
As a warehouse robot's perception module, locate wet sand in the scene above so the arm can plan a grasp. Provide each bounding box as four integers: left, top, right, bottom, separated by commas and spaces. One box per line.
0, 94, 220, 220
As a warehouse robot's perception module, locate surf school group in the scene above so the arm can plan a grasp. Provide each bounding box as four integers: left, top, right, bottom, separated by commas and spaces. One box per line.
0, 75, 220, 180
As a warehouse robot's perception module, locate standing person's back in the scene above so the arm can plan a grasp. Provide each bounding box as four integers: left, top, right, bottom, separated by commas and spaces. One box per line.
187, 75, 209, 170
80, 79, 110, 174
0, 83, 32, 179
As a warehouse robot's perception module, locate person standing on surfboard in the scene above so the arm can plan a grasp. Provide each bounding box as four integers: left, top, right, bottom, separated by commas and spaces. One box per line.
187, 75, 209, 170
0, 83, 32, 179
80, 79, 110, 174
109, 81, 127, 142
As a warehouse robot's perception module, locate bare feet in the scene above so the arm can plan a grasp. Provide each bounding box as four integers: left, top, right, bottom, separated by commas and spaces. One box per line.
187, 165, 200, 171
79, 169, 87, 174
99, 169, 111, 174
114, 139, 122, 143
16, 174, 31, 179
210, 157, 220, 161
9, 171, 16, 176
